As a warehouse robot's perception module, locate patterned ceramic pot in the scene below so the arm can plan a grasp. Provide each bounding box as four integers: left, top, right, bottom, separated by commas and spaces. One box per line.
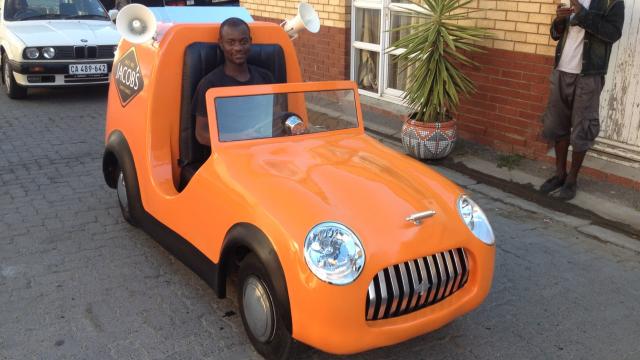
401, 119, 457, 160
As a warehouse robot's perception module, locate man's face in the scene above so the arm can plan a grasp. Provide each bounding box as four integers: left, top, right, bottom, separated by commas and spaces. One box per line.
220, 25, 251, 66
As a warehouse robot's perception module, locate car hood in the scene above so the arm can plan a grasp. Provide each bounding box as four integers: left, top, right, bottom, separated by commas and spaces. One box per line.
5, 20, 119, 46
217, 133, 464, 245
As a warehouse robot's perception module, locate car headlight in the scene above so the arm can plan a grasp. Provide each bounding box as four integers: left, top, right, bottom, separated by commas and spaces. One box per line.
42, 47, 55, 59
457, 195, 495, 245
25, 47, 40, 59
304, 222, 365, 285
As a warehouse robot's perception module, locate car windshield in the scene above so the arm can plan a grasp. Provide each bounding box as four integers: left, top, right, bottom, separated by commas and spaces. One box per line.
214, 89, 359, 142
3, 0, 108, 21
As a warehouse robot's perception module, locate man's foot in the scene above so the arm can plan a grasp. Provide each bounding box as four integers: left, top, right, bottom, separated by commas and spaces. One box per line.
555, 182, 577, 201
539, 175, 566, 194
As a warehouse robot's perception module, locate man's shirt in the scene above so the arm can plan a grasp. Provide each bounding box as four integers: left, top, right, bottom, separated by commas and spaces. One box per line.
557, 0, 592, 74
192, 64, 274, 119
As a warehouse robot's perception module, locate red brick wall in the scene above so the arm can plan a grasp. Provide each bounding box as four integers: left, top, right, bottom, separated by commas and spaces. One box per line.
457, 48, 555, 159
254, 16, 350, 82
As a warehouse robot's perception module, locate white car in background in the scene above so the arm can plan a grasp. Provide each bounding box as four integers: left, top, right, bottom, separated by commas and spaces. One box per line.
0, 0, 120, 98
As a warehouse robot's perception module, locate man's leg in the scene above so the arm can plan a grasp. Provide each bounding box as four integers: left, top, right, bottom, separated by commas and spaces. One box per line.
540, 137, 569, 194
554, 137, 570, 179
540, 70, 575, 194
567, 150, 586, 184
556, 75, 604, 200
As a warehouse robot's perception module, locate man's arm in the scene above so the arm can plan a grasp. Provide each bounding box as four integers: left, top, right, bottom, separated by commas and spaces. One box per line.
551, 4, 573, 40
571, 0, 625, 43
195, 115, 211, 146
192, 77, 212, 146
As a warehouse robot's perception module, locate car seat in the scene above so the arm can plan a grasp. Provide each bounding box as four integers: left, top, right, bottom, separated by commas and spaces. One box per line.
179, 42, 287, 190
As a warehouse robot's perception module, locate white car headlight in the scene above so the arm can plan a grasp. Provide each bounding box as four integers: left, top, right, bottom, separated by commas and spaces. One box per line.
42, 47, 55, 59
304, 222, 365, 285
25, 47, 40, 59
457, 195, 495, 245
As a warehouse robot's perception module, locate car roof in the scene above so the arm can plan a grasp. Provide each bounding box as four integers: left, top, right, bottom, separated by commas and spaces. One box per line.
149, 5, 252, 24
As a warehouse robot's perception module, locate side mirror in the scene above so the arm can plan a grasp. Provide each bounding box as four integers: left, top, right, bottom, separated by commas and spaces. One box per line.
108, 9, 118, 22
284, 115, 306, 135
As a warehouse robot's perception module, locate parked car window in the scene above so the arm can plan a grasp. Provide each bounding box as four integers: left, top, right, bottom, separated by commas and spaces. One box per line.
214, 89, 359, 142
4, 0, 109, 21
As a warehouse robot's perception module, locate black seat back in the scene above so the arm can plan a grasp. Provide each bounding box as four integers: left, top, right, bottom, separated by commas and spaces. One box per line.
179, 42, 286, 189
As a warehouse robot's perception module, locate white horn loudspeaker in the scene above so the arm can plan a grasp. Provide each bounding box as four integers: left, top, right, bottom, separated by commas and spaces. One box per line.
116, 4, 158, 44
281, 2, 320, 39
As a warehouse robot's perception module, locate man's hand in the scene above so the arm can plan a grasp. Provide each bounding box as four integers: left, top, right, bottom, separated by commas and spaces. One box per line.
569, 0, 583, 14
556, 2, 574, 19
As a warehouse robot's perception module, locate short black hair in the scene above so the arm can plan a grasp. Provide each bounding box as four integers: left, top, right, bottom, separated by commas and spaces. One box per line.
219, 17, 250, 39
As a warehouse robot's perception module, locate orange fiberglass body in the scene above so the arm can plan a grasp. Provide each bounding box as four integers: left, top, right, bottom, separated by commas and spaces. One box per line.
103, 15, 495, 357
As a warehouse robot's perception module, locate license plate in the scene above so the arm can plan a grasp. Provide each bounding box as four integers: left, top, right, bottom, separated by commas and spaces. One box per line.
69, 64, 107, 75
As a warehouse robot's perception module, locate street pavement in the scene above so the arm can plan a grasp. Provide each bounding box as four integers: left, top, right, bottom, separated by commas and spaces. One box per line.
1, 88, 639, 360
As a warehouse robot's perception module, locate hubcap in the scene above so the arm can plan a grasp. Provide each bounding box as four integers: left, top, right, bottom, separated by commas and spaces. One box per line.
242, 275, 276, 343
117, 171, 128, 212
3, 61, 10, 91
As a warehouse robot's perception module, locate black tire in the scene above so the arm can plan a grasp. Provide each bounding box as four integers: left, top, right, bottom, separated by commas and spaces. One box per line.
116, 168, 134, 225
238, 253, 295, 360
2, 53, 27, 99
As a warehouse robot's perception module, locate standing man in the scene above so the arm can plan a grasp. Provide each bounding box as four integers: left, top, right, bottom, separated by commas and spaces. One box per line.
539, 0, 625, 200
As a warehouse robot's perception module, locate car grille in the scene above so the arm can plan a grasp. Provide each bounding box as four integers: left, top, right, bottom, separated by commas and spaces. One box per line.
54, 46, 75, 59
53, 46, 115, 60
366, 248, 469, 321
96, 45, 116, 59
63, 75, 110, 84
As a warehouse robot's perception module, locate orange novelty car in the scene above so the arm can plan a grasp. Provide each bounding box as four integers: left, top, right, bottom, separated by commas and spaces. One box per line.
102, 5, 495, 359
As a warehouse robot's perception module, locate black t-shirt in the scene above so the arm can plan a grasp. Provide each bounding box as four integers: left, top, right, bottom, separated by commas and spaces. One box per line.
192, 65, 275, 118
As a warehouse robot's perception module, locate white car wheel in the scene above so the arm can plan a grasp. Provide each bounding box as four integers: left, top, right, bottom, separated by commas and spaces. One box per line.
2, 53, 27, 99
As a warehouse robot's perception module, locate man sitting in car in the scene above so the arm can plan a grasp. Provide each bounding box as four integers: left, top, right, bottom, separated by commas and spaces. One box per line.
191, 17, 274, 146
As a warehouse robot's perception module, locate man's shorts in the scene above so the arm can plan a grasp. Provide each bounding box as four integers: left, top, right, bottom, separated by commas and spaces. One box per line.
541, 70, 604, 152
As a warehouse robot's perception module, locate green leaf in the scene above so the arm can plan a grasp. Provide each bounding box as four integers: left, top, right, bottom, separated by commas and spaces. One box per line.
389, 0, 489, 122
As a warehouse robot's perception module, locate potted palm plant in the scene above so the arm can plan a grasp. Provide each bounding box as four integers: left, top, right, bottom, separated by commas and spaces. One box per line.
391, 0, 491, 160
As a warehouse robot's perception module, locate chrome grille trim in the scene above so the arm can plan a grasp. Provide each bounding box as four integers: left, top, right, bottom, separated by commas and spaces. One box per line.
388, 267, 400, 316
451, 250, 463, 293
407, 260, 420, 311
434, 253, 446, 302
366, 282, 376, 320
416, 258, 429, 305
426, 256, 438, 304
398, 263, 410, 313
376, 270, 388, 320
443, 251, 455, 297
366, 248, 469, 321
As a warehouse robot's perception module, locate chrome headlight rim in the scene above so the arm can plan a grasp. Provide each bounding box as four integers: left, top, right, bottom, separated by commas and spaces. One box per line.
457, 194, 495, 246
42, 47, 55, 59
24, 47, 40, 59
303, 221, 366, 286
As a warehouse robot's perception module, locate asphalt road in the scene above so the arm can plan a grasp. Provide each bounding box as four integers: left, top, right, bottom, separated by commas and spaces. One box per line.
1, 87, 639, 360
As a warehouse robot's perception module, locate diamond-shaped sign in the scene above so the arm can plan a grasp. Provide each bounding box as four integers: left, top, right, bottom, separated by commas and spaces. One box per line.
113, 47, 144, 107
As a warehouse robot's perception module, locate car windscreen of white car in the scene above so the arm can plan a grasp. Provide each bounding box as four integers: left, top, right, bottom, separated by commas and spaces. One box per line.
214, 89, 359, 142
4, 0, 109, 21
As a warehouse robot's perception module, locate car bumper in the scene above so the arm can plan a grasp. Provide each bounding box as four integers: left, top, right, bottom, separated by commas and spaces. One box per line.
289, 243, 495, 354
9, 60, 113, 86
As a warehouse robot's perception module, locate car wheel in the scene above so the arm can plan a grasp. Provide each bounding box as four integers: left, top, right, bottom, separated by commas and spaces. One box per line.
2, 53, 27, 99
238, 253, 295, 360
116, 168, 134, 225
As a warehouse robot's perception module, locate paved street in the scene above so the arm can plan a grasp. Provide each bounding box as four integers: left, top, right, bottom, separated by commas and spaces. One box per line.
1, 88, 639, 360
